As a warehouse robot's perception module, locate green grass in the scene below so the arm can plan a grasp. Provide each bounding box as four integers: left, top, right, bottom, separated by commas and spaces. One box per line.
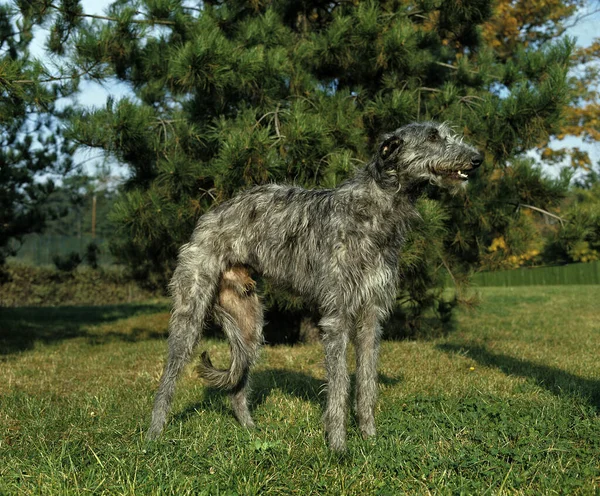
1, 286, 598, 495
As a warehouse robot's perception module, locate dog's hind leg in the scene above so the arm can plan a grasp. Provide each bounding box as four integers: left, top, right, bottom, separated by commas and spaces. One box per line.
200, 266, 264, 427
147, 245, 220, 440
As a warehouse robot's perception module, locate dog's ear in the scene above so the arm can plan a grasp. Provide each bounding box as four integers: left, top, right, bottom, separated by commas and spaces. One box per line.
379, 136, 402, 162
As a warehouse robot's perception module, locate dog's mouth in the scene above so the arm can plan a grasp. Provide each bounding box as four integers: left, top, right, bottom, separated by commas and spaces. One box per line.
433, 168, 472, 182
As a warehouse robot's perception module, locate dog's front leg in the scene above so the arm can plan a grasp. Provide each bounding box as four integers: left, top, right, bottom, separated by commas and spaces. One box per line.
321, 314, 350, 452
354, 307, 382, 439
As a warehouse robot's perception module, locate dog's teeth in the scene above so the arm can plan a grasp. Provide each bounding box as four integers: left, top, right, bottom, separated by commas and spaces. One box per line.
458, 171, 468, 179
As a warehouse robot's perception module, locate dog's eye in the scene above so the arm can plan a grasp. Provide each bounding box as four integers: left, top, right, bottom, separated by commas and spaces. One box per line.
380, 137, 402, 160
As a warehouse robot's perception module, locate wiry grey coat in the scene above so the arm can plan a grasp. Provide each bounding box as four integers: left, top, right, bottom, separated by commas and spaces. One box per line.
147, 121, 483, 451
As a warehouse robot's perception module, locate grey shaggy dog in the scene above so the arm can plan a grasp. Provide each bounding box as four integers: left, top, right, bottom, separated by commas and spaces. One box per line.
147, 121, 483, 452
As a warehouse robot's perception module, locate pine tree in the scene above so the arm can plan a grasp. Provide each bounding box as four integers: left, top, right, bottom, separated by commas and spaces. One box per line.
46, 0, 575, 333
0, 1, 76, 264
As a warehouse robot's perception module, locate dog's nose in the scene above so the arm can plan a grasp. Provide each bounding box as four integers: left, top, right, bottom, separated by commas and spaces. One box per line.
471, 153, 484, 168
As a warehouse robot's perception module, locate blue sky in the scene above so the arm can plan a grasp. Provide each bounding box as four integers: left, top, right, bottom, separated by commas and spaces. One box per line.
30, 0, 600, 179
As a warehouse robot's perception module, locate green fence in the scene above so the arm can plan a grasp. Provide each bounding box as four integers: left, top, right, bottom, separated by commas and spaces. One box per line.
471, 261, 600, 287
8, 234, 114, 266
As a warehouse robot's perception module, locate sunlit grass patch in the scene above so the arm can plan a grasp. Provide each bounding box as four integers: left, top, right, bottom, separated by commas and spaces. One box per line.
0, 287, 598, 494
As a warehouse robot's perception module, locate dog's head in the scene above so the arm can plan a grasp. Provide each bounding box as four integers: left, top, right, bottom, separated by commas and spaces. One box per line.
375, 122, 483, 193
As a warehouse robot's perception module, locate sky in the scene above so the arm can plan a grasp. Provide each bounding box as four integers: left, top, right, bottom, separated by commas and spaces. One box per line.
29, 0, 600, 180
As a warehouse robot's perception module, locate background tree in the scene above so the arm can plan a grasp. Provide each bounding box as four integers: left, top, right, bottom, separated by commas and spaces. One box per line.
42, 169, 120, 239
31, 0, 579, 333
482, 0, 600, 170
542, 163, 600, 264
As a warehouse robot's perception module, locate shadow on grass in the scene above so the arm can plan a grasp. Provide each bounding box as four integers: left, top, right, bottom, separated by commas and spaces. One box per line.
0, 303, 170, 355
172, 369, 324, 426
438, 343, 600, 410
172, 368, 402, 426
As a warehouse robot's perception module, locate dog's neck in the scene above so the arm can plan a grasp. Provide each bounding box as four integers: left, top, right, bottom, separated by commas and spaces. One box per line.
347, 162, 428, 205
336, 165, 422, 240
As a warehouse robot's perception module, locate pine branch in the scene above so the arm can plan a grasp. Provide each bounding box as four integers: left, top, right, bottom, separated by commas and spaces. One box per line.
519, 203, 566, 226
12, 73, 77, 84
418, 87, 442, 93
254, 105, 287, 138
76, 12, 176, 26
12, 63, 99, 85
435, 61, 462, 71
182, 6, 202, 13
434, 61, 500, 80
440, 255, 457, 288
42, 2, 178, 26
1, 29, 25, 40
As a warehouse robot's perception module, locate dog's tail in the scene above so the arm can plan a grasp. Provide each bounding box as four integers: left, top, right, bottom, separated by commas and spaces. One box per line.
198, 266, 264, 390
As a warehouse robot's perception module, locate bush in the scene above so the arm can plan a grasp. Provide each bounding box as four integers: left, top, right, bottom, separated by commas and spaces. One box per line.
0, 264, 162, 307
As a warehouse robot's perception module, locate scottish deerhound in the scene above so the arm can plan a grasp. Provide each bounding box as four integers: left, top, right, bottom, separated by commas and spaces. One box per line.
147, 121, 483, 451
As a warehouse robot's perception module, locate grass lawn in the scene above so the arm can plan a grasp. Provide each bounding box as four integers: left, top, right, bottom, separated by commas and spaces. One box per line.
0, 286, 598, 495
